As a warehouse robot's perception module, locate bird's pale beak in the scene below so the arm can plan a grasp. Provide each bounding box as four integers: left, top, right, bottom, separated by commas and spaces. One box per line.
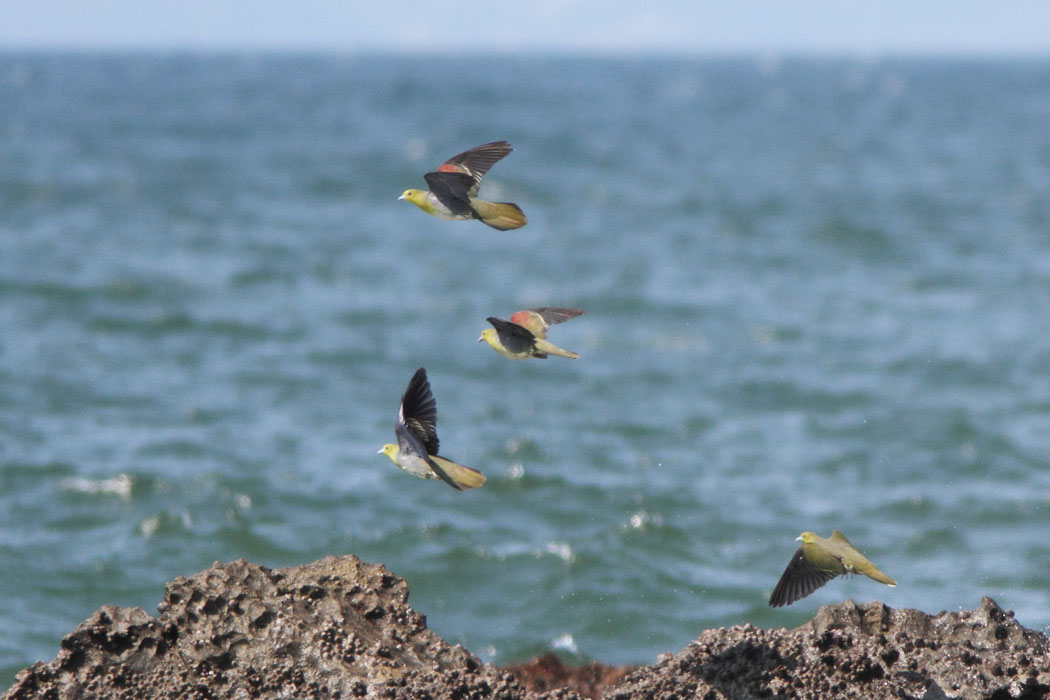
477, 334, 485, 342
795, 535, 803, 542
376, 447, 384, 454
397, 193, 406, 201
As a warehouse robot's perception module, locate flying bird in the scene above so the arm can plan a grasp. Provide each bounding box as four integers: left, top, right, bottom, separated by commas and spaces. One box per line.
478, 307, 585, 360
377, 367, 485, 490
399, 141, 527, 230
769, 530, 897, 607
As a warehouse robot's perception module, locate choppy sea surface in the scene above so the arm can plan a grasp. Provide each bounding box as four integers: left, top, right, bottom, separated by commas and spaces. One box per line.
2, 53, 1050, 685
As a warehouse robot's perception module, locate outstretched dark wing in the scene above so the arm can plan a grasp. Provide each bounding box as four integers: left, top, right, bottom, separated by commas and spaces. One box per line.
398, 367, 439, 455
768, 548, 839, 608
436, 141, 513, 195
393, 422, 462, 491
423, 171, 476, 216
487, 316, 540, 357
510, 307, 585, 338
531, 307, 586, 325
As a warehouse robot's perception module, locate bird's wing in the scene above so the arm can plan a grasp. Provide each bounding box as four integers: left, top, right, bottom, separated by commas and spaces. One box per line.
508, 310, 549, 337
768, 548, 840, 607
423, 172, 476, 215
487, 316, 538, 355
398, 367, 439, 455
394, 421, 462, 490
532, 307, 586, 325
436, 141, 513, 195
829, 530, 855, 548
510, 307, 585, 338
394, 421, 427, 460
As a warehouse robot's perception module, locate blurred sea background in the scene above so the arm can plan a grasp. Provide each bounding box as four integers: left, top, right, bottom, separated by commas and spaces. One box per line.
2, 53, 1050, 686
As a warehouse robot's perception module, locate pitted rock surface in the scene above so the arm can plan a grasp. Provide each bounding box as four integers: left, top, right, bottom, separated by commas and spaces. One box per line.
4, 556, 1049, 700
607, 598, 1050, 700
2, 556, 557, 700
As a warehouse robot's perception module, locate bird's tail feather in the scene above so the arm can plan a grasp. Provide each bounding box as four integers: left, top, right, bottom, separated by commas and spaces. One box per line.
473, 200, 527, 231
535, 339, 579, 359
866, 567, 897, 586
431, 456, 486, 489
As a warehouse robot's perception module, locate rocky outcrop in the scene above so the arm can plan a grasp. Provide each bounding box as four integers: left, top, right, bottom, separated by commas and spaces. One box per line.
4, 555, 1049, 699
608, 598, 1050, 700
3, 556, 528, 700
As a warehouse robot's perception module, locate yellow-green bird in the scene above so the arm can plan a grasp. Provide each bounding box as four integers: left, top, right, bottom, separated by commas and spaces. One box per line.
478, 307, 585, 360
768, 530, 897, 607
399, 141, 527, 230
377, 367, 485, 490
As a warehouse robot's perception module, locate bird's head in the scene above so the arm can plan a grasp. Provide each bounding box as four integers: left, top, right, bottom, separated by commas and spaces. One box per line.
399, 189, 424, 204
478, 328, 498, 345
378, 443, 400, 463
797, 531, 818, 544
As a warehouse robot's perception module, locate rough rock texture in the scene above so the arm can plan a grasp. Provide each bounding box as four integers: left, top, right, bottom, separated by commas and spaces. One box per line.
608, 597, 1050, 700
4, 555, 1049, 700
3, 556, 544, 700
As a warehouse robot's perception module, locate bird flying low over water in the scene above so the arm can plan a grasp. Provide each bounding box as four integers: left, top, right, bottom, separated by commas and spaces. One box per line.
378, 367, 485, 490
769, 530, 897, 607
399, 141, 528, 230
479, 307, 585, 360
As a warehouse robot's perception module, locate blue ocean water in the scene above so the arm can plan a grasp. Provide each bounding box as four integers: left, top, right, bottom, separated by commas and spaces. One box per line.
2, 53, 1050, 685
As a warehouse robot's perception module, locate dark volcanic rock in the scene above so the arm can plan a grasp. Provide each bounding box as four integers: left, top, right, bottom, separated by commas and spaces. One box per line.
608, 598, 1050, 700
4, 555, 1050, 700
3, 556, 554, 700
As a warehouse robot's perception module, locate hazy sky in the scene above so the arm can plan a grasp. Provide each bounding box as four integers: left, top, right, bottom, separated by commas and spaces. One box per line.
2, 0, 1049, 55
